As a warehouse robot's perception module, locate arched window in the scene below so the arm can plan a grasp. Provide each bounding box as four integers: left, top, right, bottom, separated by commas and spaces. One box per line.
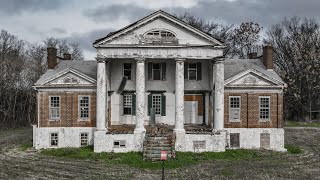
144, 29, 178, 44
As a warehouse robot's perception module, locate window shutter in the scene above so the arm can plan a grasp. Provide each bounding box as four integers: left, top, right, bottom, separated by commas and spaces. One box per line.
148, 62, 153, 80
161, 62, 166, 81
184, 62, 188, 79
148, 94, 152, 115
197, 62, 202, 80
161, 94, 166, 116
132, 94, 136, 115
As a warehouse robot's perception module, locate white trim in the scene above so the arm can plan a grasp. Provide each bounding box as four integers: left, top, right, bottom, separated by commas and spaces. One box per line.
36, 68, 96, 86
94, 10, 223, 46
123, 94, 133, 115
49, 96, 61, 120
187, 62, 197, 81
78, 95, 90, 121
152, 94, 162, 115
224, 69, 286, 87
224, 89, 283, 93
229, 96, 241, 122
259, 96, 271, 121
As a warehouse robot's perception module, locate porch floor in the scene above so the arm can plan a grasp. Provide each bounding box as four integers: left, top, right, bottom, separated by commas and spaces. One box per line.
107, 124, 212, 134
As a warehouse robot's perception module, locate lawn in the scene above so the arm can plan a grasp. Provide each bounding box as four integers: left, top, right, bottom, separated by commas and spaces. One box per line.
285, 120, 320, 127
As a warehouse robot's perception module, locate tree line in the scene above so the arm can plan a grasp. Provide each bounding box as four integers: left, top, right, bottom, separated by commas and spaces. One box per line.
177, 13, 320, 121
0, 30, 83, 129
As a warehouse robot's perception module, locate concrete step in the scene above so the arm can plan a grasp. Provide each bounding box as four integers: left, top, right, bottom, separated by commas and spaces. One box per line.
144, 147, 172, 151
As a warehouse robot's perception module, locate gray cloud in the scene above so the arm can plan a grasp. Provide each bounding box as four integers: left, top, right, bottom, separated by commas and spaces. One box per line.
51, 28, 67, 34
0, 0, 64, 15
63, 28, 114, 53
83, 4, 154, 23
83, 0, 320, 29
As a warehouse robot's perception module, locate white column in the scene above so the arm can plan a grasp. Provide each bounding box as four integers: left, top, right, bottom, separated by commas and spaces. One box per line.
96, 60, 107, 131
213, 58, 224, 129
174, 58, 185, 131
134, 58, 146, 133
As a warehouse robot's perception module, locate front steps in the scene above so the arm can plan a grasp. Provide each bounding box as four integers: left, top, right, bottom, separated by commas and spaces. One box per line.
143, 127, 175, 161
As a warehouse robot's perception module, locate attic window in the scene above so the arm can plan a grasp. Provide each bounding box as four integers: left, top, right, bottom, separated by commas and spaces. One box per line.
144, 30, 177, 44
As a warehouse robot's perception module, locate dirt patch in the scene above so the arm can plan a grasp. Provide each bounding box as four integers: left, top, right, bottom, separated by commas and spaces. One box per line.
1, 127, 320, 179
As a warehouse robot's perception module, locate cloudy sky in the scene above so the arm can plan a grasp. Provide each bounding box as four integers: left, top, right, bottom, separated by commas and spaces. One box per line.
1, 0, 319, 60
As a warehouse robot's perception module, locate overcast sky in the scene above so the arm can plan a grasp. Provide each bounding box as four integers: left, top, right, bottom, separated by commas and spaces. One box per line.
1, 0, 319, 60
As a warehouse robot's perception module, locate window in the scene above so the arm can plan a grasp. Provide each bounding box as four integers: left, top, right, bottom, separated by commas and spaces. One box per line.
230, 133, 240, 148
148, 62, 166, 81
259, 97, 270, 121
123, 94, 136, 115
229, 96, 241, 121
80, 133, 88, 146
50, 133, 58, 146
152, 94, 162, 115
148, 94, 166, 116
49, 96, 60, 119
114, 140, 126, 148
79, 96, 90, 119
185, 62, 202, 81
123, 63, 132, 80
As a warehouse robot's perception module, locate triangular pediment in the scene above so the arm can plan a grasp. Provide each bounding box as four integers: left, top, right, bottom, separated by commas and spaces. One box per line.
94, 10, 223, 47
225, 69, 284, 87
42, 68, 96, 86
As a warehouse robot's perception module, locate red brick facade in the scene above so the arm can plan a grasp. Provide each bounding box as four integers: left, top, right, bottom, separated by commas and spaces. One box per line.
224, 93, 284, 128
38, 92, 96, 127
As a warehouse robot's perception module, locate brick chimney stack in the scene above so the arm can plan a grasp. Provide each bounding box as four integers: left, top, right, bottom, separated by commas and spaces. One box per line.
63, 53, 71, 60
248, 52, 257, 59
47, 47, 57, 69
263, 46, 273, 70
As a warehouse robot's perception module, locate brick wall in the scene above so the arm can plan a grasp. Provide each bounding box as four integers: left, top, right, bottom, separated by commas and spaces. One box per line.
224, 93, 284, 128
38, 92, 96, 127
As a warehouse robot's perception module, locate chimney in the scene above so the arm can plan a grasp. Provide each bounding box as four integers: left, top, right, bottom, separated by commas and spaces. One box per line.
47, 47, 57, 69
63, 53, 71, 60
262, 46, 273, 70
248, 52, 257, 59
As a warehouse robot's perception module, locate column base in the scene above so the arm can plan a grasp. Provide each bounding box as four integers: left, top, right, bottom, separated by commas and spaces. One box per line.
173, 128, 186, 151
133, 129, 146, 152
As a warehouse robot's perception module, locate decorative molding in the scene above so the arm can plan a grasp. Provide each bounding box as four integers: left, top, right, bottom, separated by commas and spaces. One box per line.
97, 47, 223, 59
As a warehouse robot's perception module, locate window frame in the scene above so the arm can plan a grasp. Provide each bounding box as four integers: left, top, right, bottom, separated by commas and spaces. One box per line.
123, 63, 132, 80
78, 95, 90, 120
259, 96, 271, 121
152, 63, 162, 80
50, 133, 59, 146
123, 94, 133, 115
229, 96, 241, 122
152, 94, 162, 115
49, 96, 60, 120
80, 132, 89, 146
187, 63, 197, 81
114, 140, 126, 148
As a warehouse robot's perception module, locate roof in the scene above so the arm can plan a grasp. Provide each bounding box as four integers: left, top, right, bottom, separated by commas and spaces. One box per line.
35, 60, 97, 85
224, 59, 284, 83
93, 10, 224, 46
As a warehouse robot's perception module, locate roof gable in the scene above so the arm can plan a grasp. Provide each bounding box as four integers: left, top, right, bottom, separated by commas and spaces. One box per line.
39, 68, 96, 86
93, 10, 223, 47
224, 69, 286, 88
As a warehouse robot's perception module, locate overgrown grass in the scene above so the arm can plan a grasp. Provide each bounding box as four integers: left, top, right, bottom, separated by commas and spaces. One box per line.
285, 121, 320, 127
41, 146, 261, 169
19, 142, 33, 151
285, 144, 303, 154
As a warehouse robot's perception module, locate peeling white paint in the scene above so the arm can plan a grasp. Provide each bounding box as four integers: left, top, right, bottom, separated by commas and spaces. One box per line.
214, 59, 224, 129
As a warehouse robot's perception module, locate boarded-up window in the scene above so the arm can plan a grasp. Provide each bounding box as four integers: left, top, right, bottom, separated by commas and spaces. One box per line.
230, 133, 240, 148
260, 133, 270, 149
193, 141, 206, 149
114, 140, 126, 148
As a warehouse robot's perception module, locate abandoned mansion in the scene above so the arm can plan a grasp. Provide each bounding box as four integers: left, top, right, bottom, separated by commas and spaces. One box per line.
33, 10, 287, 155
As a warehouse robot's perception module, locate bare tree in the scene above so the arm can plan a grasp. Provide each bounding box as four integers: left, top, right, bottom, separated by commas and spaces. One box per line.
44, 37, 84, 60
229, 22, 263, 58
266, 17, 320, 121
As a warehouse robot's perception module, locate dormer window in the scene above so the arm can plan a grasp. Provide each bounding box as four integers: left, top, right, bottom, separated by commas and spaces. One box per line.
144, 29, 178, 44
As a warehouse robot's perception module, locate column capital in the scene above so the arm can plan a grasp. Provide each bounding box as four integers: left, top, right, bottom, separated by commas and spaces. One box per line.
213, 57, 225, 64
135, 57, 146, 63
95, 57, 107, 63
175, 58, 186, 63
